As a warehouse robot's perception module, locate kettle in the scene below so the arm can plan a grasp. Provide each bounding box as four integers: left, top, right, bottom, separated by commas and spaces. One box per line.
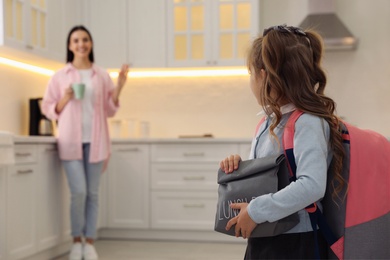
38, 117, 53, 136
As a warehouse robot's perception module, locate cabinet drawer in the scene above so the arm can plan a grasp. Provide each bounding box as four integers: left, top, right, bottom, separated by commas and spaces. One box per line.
239, 143, 252, 159
151, 191, 217, 231
151, 144, 238, 162
151, 163, 218, 191
7, 164, 38, 259
9, 164, 37, 176
14, 145, 37, 164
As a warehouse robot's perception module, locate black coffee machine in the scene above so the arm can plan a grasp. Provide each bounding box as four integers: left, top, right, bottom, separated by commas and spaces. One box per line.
29, 98, 54, 136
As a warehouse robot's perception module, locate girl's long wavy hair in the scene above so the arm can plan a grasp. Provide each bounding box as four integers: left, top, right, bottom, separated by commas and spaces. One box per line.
247, 25, 346, 201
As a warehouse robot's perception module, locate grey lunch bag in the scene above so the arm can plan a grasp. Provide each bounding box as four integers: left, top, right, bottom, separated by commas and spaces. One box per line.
214, 154, 299, 237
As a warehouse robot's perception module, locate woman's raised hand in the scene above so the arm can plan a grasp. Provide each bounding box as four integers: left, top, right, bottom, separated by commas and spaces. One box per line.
219, 154, 241, 174
117, 64, 129, 88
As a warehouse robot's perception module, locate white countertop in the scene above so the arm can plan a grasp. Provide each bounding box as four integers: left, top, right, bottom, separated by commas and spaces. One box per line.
0, 132, 15, 164
12, 135, 252, 144
13, 135, 57, 144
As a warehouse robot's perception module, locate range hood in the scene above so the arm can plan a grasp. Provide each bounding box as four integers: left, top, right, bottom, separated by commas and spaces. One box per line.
299, 0, 358, 51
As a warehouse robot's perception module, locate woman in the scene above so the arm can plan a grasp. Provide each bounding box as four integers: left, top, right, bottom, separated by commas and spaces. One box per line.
42, 25, 128, 260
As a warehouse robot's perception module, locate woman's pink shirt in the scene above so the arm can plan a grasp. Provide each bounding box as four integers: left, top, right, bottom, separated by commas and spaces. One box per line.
42, 63, 119, 163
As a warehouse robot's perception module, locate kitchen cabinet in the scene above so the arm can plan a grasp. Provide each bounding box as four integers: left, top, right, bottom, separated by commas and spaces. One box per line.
127, 0, 166, 68
36, 144, 62, 252
3, 0, 46, 54
150, 143, 239, 230
107, 144, 150, 228
166, 0, 260, 67
46, 0, 84, 61
151, 191, 218, 230
0, 167, 6, 260
83, 0, 127, 69
6, 142, 73, 260
3, 138, 251, 260
84, 0, 166, 69
239, 143, 252, 159
97, 170, 108, 230
1, 0, 83, 62
59, 167, 72, 243
6, 145, 38, 260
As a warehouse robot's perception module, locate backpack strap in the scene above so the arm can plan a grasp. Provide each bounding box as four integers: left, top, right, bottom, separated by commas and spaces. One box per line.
283, 110, 304, 181
254, 116, 266, 137
283, 110, 338, 259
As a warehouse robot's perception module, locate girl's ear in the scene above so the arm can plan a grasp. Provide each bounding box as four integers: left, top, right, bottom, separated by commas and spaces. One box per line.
260, 69, 266, 79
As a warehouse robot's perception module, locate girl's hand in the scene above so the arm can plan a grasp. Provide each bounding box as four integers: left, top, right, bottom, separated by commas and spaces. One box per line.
225, 203, 257, 239
117, 64, 129, 88
219, 154, 241, 174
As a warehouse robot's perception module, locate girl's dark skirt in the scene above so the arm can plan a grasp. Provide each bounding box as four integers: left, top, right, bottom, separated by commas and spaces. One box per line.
244, 231, 328, 260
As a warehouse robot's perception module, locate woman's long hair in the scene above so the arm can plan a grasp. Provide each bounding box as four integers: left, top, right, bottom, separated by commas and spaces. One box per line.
66, 25, 94, 63
247, 25, 346, 201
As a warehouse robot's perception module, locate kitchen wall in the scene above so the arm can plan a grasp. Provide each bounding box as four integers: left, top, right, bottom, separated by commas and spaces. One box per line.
329, 0, 390, 133
112, 75, 259, 138
1, 0, 390, 138
0, 64, 49, 135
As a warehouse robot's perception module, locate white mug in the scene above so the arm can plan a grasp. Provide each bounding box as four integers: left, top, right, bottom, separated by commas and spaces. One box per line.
111, 119, 122, 138
139, 121, 150, 138
126, 119, 138, 138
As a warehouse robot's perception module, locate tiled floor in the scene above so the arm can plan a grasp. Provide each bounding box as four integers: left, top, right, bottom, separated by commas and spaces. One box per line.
54, 239, 247, 260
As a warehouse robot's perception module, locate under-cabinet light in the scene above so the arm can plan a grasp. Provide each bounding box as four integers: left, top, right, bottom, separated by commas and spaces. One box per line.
109, 68, 249, 78
0, 56, 249, 78
0, 57, 54, 76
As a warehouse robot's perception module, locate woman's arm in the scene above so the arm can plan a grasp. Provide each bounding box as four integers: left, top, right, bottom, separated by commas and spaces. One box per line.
55, 86, 74, 114
111, 64, 129, 105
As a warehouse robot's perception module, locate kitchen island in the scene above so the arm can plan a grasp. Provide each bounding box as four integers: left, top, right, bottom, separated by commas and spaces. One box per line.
2, 136, 251, 260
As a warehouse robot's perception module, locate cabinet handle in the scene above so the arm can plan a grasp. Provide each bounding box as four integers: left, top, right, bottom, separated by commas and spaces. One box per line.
212, 60, 217, 65
45, 148, 57, 152
17, 169, 33, 174
206, 61, 211, 65
182, 152, 205, 157
183, 203, 205, 208
118, 148, 140, 152
25, 45, 34, 50
183, 176, 205, 181
15, 152, 32, 157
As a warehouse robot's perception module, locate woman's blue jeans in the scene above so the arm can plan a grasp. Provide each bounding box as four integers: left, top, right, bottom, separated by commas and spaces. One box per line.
62, 143, 103, 239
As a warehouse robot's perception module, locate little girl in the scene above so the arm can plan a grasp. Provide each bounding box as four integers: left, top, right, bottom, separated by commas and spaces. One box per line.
219, 24, 345, 259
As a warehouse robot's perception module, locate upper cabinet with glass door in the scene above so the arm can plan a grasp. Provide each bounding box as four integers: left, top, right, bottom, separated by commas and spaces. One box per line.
167, 0, 259, 67
83, 0, 166, 69
3, 0, 47, 52
1, 0, 82, 62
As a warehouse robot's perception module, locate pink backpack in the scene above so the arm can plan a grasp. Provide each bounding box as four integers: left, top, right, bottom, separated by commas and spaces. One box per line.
257, 110, 390, 259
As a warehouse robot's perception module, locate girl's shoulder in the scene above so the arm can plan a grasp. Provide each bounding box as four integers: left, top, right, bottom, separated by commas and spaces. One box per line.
293, 112, 330, 134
